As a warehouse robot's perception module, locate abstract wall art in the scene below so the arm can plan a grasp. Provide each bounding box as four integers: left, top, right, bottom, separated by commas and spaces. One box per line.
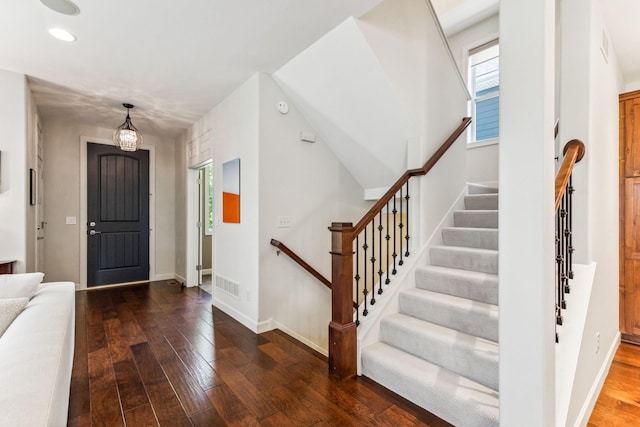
222, 158, 240, 223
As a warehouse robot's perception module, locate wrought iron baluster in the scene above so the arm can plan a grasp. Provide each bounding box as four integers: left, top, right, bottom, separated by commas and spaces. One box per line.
370, 221, 376, 305
392, 195, 398, 275
378, 211, 384, 295
405, 181, 410, 257
363, 229, 369, 316
354, 236, 360, 326
556, 209, 563, 328
560, 196, 567, 310
399, 187, 404, 266
385, 202, 391, 285
567, 176, 575, 283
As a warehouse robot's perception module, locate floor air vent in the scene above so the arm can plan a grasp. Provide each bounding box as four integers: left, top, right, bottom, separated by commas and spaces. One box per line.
215, 275, 240, 299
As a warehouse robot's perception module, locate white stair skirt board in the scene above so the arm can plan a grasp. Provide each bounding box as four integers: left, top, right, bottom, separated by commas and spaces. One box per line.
361, 184, 500, 427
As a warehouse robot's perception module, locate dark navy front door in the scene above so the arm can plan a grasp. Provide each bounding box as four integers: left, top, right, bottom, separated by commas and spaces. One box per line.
87, 143, 149, 286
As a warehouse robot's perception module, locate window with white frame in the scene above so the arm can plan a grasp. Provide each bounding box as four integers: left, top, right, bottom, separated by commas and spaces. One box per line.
469, 40, 499, 142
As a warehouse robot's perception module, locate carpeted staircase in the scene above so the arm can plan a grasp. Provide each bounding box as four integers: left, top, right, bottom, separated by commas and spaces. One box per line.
362, 184, 500, 427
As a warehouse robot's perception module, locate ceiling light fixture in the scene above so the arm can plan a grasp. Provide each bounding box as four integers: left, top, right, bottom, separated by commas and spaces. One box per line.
40, 0, 80, 16
48, 28, 76, 42
113, 104, 143, 152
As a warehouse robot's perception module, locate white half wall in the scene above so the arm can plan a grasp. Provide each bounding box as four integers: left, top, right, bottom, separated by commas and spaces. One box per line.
0, 70, 28, 273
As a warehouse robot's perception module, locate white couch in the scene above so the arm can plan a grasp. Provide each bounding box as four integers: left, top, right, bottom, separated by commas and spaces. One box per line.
0, 281, 75, 427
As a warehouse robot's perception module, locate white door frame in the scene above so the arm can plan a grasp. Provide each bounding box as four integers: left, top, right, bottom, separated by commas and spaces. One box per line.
186, 160, 213, 288
79, 136, 156, 290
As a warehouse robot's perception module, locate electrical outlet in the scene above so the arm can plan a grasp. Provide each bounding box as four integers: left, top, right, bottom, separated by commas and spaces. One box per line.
277, 216, 292, 228
596, 332, 600, 354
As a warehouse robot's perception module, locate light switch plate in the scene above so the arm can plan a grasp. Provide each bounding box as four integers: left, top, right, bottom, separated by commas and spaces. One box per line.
65, 216, 76, 225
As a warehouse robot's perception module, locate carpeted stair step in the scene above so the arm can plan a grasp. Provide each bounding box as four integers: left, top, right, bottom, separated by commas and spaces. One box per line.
430, 246, 498, 274
454, 210, 498, 229
468, 183, 499, 195
380, 313, 499, 391
399, 288, 498, 342
362, 342, 499, 427
442, 227, 498, 250
415, 265, 498, 305
464, 194, 499, 210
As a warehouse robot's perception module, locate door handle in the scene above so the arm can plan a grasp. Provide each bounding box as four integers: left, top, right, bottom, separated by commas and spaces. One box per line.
89, 230, 102, 236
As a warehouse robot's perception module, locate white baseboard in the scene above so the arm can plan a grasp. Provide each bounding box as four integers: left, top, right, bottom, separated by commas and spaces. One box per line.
270, 320, 328, 357
174, 274, 187, 286
153, 273, 175, 281
256, 319, 274, 334
212, 297, 259, 333
201, 268, 212, 275
573, 331, 621, 427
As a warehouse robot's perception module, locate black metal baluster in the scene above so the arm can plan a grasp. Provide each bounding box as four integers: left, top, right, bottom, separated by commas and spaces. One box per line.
370, 221, 376, 305
385, 202, 391, 285
378, 211, 384, 295
392, 195, 398, 274
556, 209, 563, 328
354, 236, 360, 326
562, 185, 570, 300
399, 187, 404, 266
405, 181, 410, 257
567, 177, 575, 283
560, 196, 567, 310
363, 230, 369, 316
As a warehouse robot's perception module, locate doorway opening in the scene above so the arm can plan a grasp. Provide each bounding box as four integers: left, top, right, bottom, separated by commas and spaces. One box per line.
197, 162, 214, 293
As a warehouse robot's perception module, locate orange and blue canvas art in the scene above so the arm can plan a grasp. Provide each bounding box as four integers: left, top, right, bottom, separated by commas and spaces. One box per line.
222, 158, 240, 223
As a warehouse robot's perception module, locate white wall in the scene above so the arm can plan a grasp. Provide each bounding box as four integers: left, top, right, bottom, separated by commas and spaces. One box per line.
41, 119, 176, 284
177, 75, 261, 329
0, 71, 28, 273
258, 73, 369, 352
563, 0, 622, 424
358, 0, 469, 248
447, 14, 500, 184
499, 0, 557, 425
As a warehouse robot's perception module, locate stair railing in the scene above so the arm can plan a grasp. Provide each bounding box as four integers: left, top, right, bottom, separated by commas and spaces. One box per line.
328, 117, 472, 379
554, 139, 586, 342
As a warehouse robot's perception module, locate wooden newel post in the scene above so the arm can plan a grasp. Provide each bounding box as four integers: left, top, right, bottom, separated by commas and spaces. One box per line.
328, 222, 357, 379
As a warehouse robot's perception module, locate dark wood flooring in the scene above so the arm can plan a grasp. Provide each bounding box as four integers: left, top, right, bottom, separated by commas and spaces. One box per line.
68, 280, 451, 426
589, 342, 640, 426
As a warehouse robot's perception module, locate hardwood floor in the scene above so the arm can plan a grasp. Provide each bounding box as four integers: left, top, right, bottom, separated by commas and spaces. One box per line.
68, 280, 451, 426
589, 342, 640, 426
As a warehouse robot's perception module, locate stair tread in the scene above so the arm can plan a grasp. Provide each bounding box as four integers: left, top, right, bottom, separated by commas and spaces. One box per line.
381, 313, 499, 390
402, 287, 498, 313
362, 342, 499, 427
383, 313, 498, 354
400, 288, 498, 342
416, 264, 498, 283
431, 245, 498, 255
415, 265, 498, 305
464, 194, 499, 210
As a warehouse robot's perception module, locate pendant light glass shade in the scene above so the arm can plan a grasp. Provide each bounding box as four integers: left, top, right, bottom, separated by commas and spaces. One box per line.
113, 103, 143, 152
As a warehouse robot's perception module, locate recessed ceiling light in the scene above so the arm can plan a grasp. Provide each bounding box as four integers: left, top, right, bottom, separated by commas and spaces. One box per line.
40, 0, 80, 15
48, 28, 77, 42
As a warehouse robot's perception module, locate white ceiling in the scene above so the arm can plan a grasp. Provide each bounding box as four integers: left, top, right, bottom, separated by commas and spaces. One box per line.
600, 0, 640, 86
0, 0, 381, 138
0, 0, 637, 140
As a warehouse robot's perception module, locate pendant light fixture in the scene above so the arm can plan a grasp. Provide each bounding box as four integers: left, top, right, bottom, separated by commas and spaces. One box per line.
113, 103, 143, 152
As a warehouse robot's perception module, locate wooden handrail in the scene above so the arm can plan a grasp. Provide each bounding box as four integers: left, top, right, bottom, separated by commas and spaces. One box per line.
353, 117, 472, 236
270, 239, 332, 288
555, 139, 585, 212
